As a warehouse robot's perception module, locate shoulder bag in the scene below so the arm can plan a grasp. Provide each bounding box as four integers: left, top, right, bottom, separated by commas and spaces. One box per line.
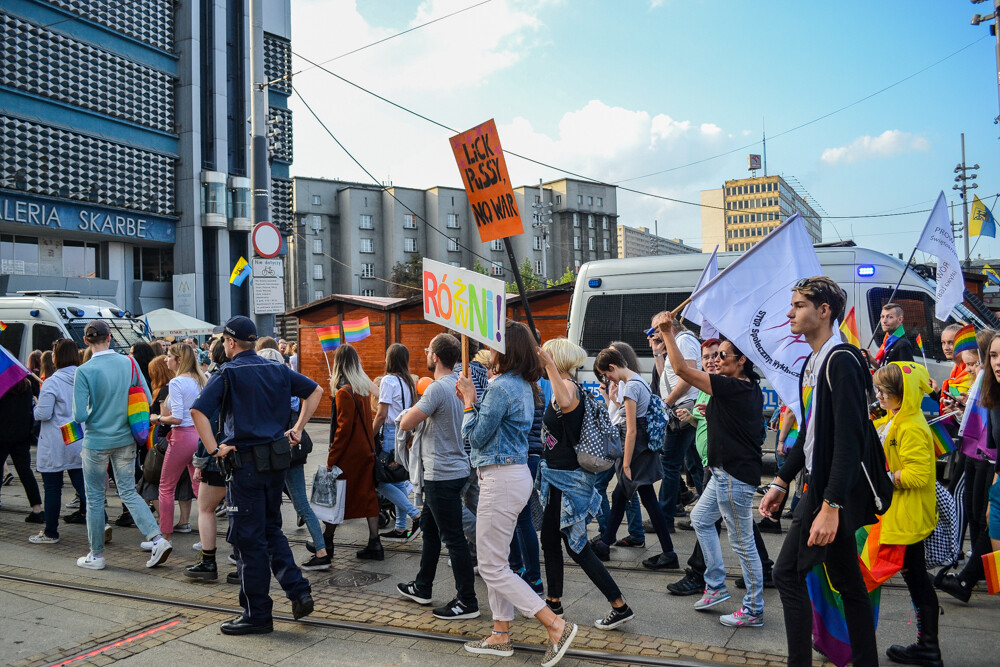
570, 380, 622, 472
127, 357, 152, 448
352, 391, 408, 485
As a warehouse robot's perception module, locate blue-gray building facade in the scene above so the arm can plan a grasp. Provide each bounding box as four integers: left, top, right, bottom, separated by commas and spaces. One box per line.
0, 0, 293, 322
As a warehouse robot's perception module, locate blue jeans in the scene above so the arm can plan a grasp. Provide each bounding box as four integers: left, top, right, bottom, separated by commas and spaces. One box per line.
508, 454, 541, 584
659, 426, 695, 525
284, 464, 326, 550
41, 469, 86, 539
594, 467, 643, 541
378, 480, 420, 531
691, 468, 764, 616
82, 444, 161, 555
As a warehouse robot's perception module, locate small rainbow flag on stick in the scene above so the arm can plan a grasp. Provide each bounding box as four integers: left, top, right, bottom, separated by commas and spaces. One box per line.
839, 306, 860, 348
915, 334, 924, 355
343, 317, 371, 343
929, 421, 956, 458
317, 325, 340, 352
983, 551, 1000, 594
60, 421, 84, 446
953, 323, 977, 357
0, 321, 7, 332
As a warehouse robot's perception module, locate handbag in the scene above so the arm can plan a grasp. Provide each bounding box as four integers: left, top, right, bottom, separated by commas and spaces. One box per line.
925, 481, 960, 568
310, 465, 346, 524
568, 381, 621, 473
127, 357, 151, 448
351, 389, 409, 485
142, 431, 169, 484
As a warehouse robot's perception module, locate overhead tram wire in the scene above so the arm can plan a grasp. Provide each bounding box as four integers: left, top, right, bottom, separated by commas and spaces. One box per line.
292, 86, 515, 279
290, 52, 993, 223
613, 35, 990, 184
266, 0, 494, 88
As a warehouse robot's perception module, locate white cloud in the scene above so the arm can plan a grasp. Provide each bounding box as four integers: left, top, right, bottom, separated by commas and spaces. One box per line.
820, 130, 930, 165
649, 0, 665, 8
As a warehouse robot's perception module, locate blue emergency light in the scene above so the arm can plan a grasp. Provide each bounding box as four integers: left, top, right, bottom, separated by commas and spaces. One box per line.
857, 265, 875, 277
588, 278, 602, 288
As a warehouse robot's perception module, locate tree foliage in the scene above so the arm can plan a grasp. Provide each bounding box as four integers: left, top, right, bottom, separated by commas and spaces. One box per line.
387, 256, 423, 297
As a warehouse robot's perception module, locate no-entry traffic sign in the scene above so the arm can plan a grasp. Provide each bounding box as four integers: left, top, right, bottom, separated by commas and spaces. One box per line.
251, 221, 282, 258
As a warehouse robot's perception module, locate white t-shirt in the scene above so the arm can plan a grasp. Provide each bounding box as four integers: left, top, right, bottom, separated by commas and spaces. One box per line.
379, 374, 413, 423
802, 333, 840, 473
167, 376, 201, 427
608, 380, 627, 426
660, 331, 702, 406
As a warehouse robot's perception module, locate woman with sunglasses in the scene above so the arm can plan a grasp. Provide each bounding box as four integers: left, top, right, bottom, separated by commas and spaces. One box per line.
656, 311, 766, 628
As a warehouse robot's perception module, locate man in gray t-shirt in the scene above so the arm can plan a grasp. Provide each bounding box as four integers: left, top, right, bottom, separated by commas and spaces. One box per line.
396, 334, 478, 619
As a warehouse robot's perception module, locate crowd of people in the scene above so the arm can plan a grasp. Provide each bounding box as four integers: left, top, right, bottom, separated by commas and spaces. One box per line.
0, 276, 996, 667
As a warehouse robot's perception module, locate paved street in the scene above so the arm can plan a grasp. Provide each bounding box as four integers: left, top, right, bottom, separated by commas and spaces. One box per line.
1, 422, 998, 667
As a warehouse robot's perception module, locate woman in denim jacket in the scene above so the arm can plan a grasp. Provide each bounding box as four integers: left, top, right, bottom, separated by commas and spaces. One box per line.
457, 322, 578, 667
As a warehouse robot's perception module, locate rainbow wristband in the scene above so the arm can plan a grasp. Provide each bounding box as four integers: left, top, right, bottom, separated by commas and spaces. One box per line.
463, 405, 476, 413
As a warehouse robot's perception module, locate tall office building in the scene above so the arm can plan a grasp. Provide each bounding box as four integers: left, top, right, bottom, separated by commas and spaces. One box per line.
616, 225, 700, 258
0, 1, 293, 323
288, 177, 619, 306
700, 175, 822, 252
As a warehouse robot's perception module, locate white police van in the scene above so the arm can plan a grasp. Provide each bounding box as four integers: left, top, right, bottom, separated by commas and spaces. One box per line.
0, 291, 151, 362
567, 244, 995, 412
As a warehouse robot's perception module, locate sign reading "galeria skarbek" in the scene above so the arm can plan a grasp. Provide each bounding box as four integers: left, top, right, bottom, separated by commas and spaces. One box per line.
0, 191, 176, 243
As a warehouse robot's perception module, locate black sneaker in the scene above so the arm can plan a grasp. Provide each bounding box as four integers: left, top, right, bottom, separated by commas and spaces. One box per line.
591, 539, 610, 562
226, 571, 240, 585
595, 604, 634, 630
63, 510, 86, 524
397, 581, 432, 605
545, 599, 564, 616
407, 515, 421, 541
25, 511, 43, 524
296, 514, 305, 528
642, 552, 679, 570
667, 569, 705, 596
433, 598, 480, 620
115, 511, 135, 528
300, 554, 332, 571
757, 517, 782, 534
185, 559, 218, 580
379, 529, 409, 540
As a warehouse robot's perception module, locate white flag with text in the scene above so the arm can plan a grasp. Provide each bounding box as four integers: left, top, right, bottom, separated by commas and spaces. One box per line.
689, 214, 822, 424
681, 246, 719, 340
916, 192, 964, 321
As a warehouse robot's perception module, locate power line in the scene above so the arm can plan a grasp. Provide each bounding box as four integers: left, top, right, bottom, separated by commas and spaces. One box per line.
268, 0, 494, 88
292, 52, 991, 223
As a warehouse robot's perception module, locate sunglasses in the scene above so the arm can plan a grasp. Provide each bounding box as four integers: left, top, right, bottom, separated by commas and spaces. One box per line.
717, 351, 738, 361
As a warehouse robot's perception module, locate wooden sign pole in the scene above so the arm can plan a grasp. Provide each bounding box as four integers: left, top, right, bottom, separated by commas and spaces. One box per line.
461, 334, 470, 378
503, 237, 539, 341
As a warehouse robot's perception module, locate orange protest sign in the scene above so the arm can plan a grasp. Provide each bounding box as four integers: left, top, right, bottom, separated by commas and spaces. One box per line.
449, 119, 523, 243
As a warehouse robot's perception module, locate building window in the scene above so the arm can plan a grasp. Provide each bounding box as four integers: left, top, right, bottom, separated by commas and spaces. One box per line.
556, 195, 562, 205
313, 264, 323, 280
450, 261, 461, 267
533, 236, 542, 250
588, 237, 595, 251
574, 260, 580, 272
361, 288, 375, 297
597, 197, 603, 207
533, 260, 542, 274
491, 239, 503, 251
62, 240, 100, 279
360, 238, 374, 253
311, 195, 321, 205
313, 290, 324, 302
311, 215, 322, 230
448, 237, 460, 252
602, 216, 608, 230
404, 238, 417, 253
603, 238, 610, 252
447, 213, 459, 228
312, 239, 322, 254
587, 196, 593, 206
574, 236, 581, 250
587, 215, 594, 228
573, 213, 579, 227
403, 214, 416, 229
534, 195, 541, 204
361, 263, 375, 278
577, 195, 583, 204
360, 214, 373, 229
491, 261, 504, 276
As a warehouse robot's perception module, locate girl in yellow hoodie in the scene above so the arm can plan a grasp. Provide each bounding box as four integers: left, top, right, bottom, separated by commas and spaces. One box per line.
872, 362, 941, 667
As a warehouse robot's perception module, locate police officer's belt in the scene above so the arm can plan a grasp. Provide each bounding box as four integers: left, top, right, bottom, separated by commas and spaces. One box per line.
233, 438, 292, 473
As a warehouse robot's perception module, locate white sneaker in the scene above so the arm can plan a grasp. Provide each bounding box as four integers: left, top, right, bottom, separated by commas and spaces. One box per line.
192, 541, 202, 551
66, 496, 81, 509
29, 531, 59, 544
173, 522, 192, 534
104, 524, 112, 544
146, 538, 172, 568
77, 552, 105, 570
140, 540, 155, 551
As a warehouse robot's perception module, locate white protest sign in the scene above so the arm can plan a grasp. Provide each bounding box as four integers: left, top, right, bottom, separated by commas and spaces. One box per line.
422, 257, 507, 353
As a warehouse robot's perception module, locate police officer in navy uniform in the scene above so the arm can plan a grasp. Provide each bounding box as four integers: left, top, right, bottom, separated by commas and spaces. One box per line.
191, 316, 324, 635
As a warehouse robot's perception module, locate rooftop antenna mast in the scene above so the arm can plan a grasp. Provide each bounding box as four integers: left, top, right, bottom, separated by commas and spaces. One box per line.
762, 118, 767, 177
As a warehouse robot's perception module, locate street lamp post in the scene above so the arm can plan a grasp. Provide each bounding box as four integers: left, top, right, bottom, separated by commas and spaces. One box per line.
953, 133, 979, 266
531, 178, 552, 286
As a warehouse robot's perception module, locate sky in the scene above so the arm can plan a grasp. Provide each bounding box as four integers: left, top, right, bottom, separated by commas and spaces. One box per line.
287, 0, 1000, 263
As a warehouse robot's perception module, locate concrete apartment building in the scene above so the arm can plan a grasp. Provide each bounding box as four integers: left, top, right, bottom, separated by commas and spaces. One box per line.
287, 177, 619, 307
701, 175, 822, 252
616, 225, 700, 258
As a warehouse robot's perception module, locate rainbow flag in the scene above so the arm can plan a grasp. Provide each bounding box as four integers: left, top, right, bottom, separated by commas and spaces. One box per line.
953, 323, 977, 357
0, 321, 6, 332
806, 526, 882, 667
0, 345, 28, 400
858, 520, 905, 592
930, 421, 956, 458
229, 256, 251, 286
343, 317, 371, 343
915, 334, 924, 355
959, 372, 990, 458
874, 325, 906, 364
60, 421, 84, 446
839, 306, 860, 348
317, 325, 340, 352
983, 551, 1000, 594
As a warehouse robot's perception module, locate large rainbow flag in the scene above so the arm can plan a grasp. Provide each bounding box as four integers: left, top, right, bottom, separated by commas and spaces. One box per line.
317, 325, 340, 352
0, 345, 28, 400
806, 526, 883, 667
343, 317, 371, 343
858, 520, 905, 591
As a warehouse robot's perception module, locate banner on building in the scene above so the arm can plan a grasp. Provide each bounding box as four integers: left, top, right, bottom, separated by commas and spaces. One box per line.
449, 119, 523, 243
422, 258, 507, 353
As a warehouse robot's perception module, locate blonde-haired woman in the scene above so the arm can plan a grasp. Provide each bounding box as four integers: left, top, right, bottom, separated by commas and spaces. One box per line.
155, 344, 206, 543
324, 344, 382, 560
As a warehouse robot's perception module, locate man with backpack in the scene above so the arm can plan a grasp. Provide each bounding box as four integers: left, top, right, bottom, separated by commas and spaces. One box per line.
759, 277, 880, 666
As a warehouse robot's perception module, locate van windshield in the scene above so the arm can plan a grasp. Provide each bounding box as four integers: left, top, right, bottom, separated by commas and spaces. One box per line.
66, 319, 152, 354
580, 292, 698, 357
